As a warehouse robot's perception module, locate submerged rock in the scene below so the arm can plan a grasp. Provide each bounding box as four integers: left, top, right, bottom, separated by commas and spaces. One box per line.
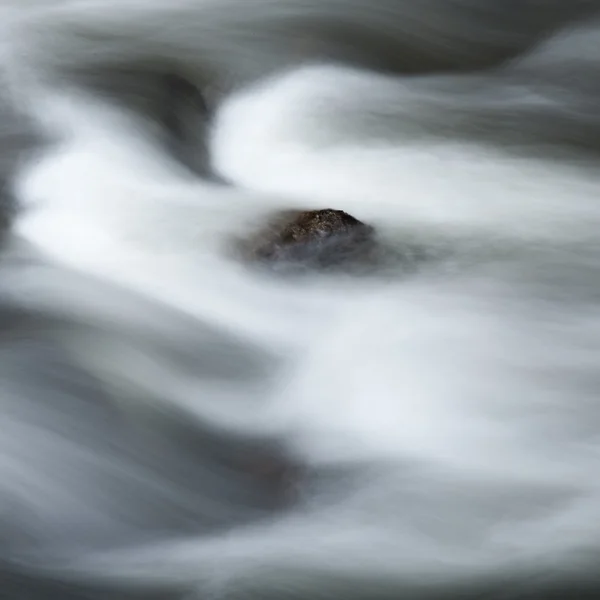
238, 208, 379, 272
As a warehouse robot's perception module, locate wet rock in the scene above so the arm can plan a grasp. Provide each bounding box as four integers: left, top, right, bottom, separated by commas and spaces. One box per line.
238, 208, 379, 272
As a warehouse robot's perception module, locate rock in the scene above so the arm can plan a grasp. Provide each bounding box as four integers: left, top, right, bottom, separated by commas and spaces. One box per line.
238, 208, 378, 272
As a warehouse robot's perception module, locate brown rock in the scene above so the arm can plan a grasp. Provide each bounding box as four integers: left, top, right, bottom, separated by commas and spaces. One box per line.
238, 208, 378, 271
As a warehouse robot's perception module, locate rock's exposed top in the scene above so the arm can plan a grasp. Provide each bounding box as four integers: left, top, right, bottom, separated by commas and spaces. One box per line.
239, 208, 378, 272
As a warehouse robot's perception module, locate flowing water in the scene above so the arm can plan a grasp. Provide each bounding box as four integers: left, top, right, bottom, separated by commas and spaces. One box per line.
1, 2, 600, 598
